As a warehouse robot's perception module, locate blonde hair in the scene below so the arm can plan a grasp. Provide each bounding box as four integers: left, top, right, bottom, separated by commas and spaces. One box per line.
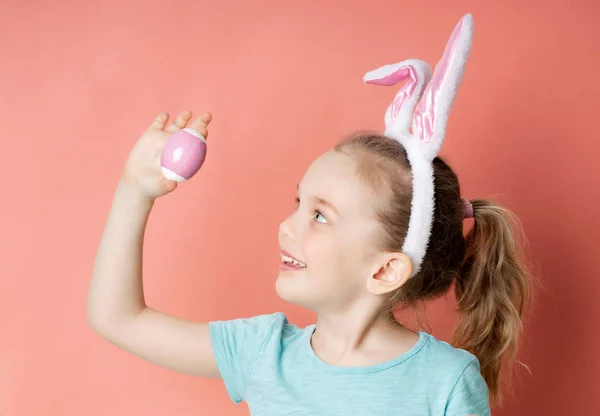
335, 132, 532, 407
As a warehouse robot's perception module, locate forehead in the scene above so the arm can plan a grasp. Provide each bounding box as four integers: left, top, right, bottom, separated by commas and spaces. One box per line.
300, 150, 378, 218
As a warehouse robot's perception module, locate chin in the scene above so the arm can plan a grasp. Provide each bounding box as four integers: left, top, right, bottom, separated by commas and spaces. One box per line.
275, 272, 309, 306
275, 274, 296, 302
276, 273, 327, 313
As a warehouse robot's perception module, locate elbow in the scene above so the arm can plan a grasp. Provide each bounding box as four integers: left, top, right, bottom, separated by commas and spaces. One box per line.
86, 300, 123, 341
86, 300, 144, 342
86, 304, 113, 339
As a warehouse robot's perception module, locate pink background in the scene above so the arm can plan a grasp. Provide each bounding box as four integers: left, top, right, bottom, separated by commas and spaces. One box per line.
1, 1, 598, 414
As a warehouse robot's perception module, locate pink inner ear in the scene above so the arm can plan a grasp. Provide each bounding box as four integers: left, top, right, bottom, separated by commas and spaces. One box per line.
413, 17, 465, 143
366, 66, 418, 123
365, 67, 410, 86
390, 67, 417, 122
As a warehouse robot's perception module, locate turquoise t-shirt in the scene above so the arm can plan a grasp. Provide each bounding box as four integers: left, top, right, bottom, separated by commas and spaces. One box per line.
209, 312, 490, 415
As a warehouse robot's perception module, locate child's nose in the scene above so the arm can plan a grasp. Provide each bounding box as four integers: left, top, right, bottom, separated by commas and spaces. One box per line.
278, 215, 298, 242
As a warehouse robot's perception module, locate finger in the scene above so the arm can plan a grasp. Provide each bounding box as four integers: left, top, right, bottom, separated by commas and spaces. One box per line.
162, 179, 178, 193
149, 112, 169, 130
165, 110, 193, 134
188, 112, 212, 139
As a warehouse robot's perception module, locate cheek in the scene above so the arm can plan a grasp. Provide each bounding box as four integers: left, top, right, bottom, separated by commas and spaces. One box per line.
300, 229, 356, 282
300, 228, 331, 270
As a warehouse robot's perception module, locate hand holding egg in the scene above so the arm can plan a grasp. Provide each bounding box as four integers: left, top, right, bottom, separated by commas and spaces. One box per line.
121, 110, 212, 200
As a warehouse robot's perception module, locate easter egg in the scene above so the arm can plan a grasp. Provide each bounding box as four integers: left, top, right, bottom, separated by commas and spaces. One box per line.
160, 128, 207, 182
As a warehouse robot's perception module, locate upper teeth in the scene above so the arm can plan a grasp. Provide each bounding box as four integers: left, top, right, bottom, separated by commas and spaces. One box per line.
282, 254, 306, 268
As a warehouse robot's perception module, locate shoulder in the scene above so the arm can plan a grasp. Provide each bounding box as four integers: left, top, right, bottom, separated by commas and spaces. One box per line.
210, 311, 286, 329
208, 312, 307, 403
417, 333, 490, 414
414, 332, 484, 388
209, 312, 304, 347
419, 331, 479, 370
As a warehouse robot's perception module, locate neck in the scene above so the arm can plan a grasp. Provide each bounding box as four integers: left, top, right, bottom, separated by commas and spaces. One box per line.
311, 298, 417, 366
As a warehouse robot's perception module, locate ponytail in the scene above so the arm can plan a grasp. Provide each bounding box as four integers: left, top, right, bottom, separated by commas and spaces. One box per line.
453, 199, 532, 406
335, 134, 534, 406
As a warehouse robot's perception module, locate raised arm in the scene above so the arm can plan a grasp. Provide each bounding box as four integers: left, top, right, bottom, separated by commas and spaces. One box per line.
86, 111, 220, 378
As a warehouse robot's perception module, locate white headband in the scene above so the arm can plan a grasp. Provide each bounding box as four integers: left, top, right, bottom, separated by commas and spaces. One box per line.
363, 14, 474, 277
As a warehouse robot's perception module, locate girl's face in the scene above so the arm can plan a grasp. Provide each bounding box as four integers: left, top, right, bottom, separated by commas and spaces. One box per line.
277, 150, 386, 314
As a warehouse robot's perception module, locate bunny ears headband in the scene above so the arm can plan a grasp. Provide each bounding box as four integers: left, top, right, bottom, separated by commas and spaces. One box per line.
363, 14, 474, 277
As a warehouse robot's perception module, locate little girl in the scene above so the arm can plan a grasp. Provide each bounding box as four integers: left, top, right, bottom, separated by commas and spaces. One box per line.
88, 14, 530, 415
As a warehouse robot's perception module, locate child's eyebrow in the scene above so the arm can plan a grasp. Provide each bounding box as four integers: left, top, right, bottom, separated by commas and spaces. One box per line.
316, 197, 340, 216
297, 184, 340, 216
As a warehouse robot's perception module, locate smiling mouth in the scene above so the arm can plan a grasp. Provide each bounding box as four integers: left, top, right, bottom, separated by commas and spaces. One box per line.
280, 251, 307, 270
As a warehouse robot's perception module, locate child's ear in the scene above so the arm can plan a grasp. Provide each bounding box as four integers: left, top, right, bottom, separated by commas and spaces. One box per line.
367, 253, 413, 295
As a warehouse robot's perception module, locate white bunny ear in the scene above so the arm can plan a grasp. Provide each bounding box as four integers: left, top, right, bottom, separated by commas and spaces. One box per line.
411, 14, 474, 161
362, 14, 475, 278
363, 59, 432, 137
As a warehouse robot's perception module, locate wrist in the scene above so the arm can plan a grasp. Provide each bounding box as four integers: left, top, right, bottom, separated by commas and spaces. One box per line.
115, 179, 155, 209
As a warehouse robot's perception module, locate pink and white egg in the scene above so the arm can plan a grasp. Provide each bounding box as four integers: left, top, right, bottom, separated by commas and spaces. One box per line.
160, 128, 207, 182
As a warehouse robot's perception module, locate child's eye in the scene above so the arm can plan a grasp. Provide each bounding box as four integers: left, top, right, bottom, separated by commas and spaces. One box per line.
296, 197, 328, 224
314, 211, 328, 224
